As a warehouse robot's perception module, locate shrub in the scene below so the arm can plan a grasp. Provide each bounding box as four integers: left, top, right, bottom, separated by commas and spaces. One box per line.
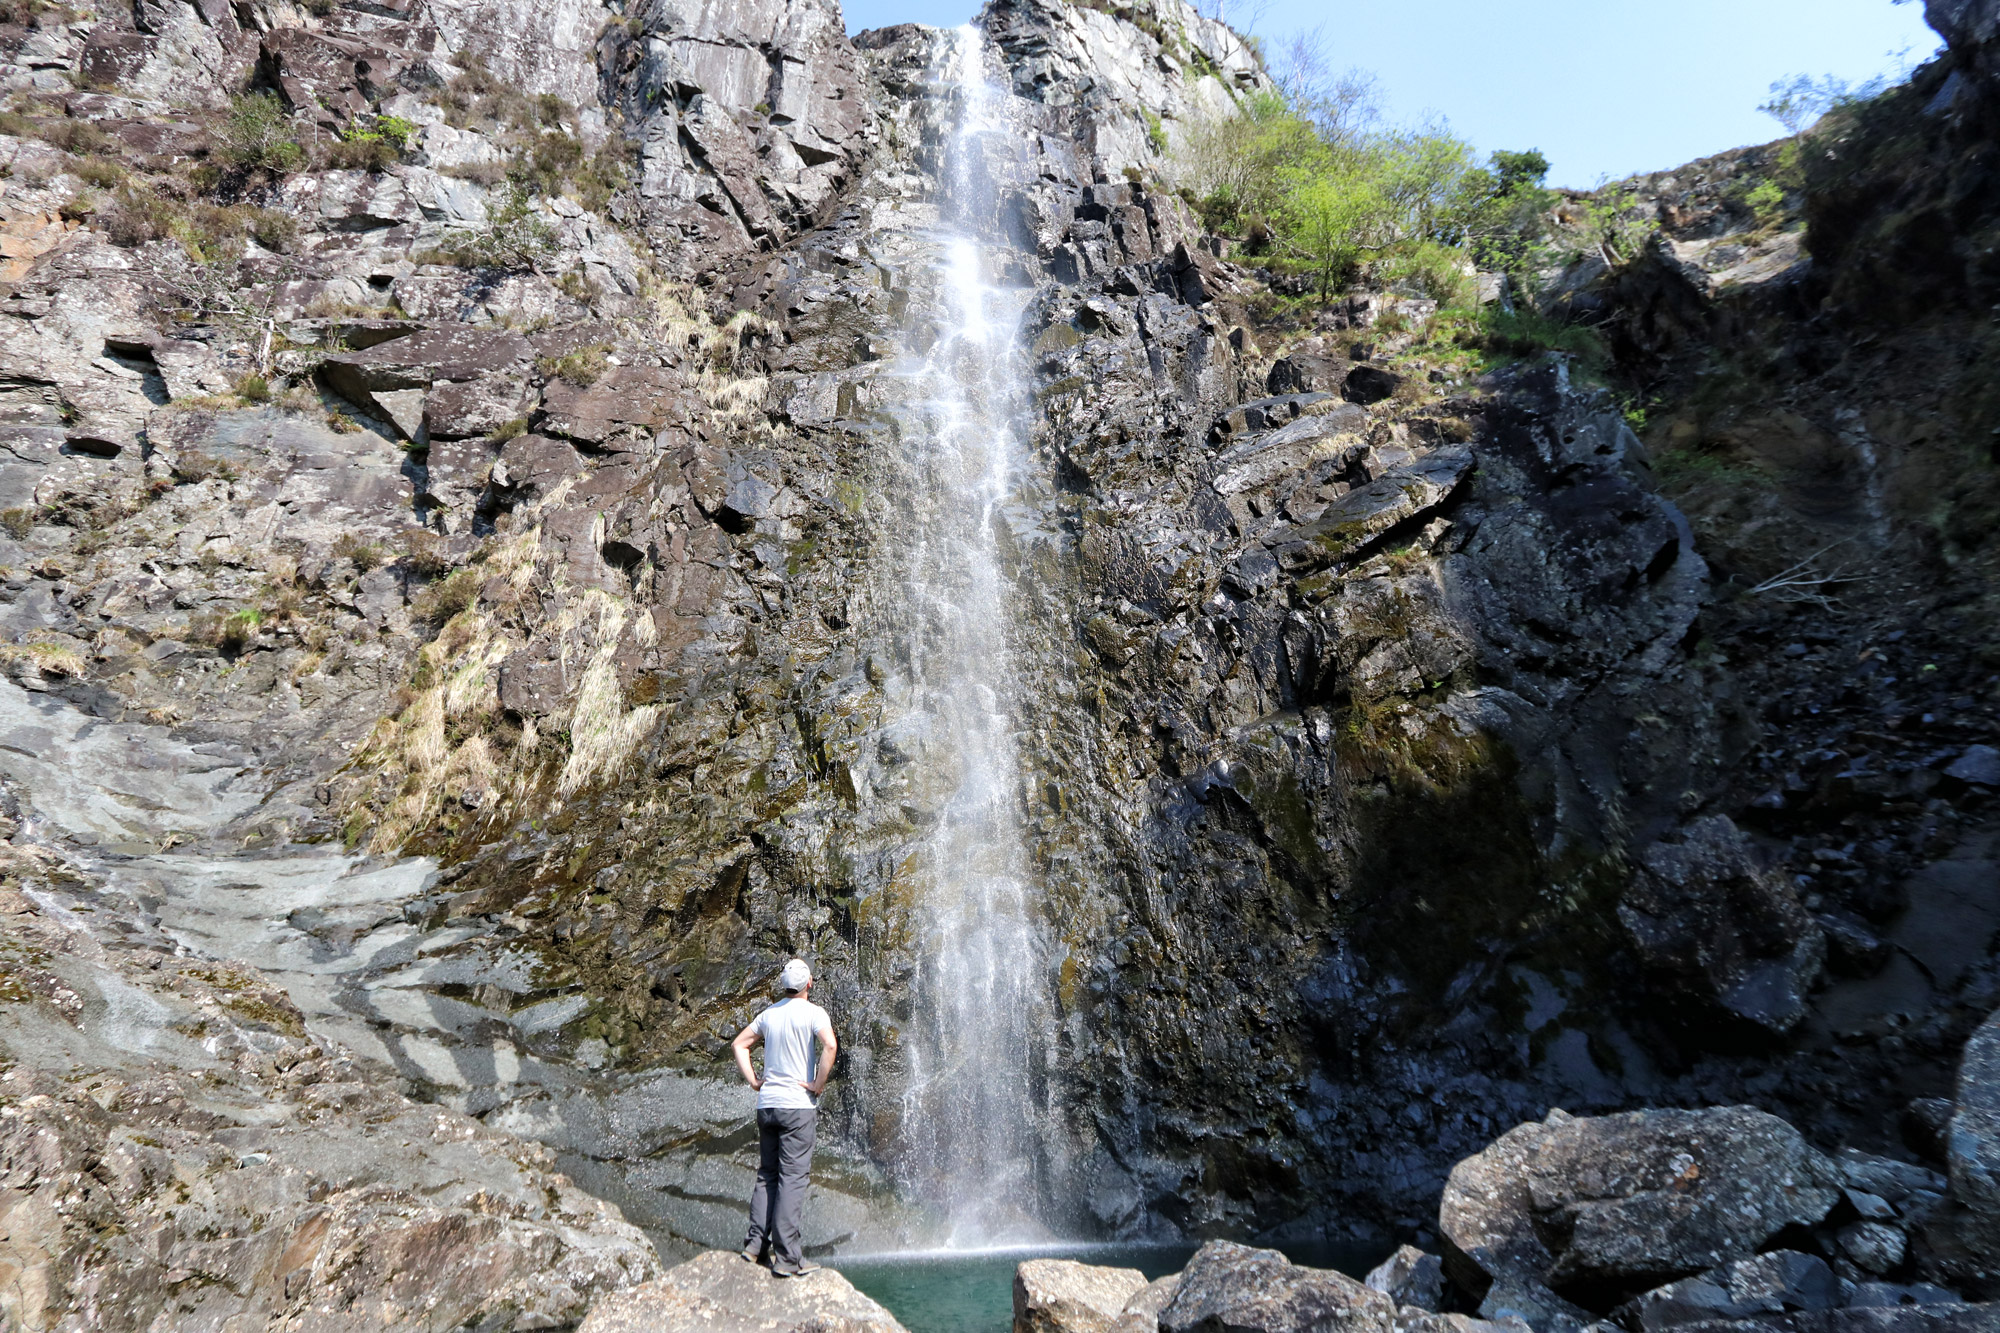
1468, 306, 1609, 374
219, 608, 263, 652
539, 344, 607, 386
70, 154, 123, 188
0, 507, 34, 539
491, 416, 527, 442
332, 531, 384, 572
219, 92, 302, 173
249, 207, 296, 251
40, 117, 108, 155
413, 567, 480, 622
173, 448, 234, 483
1745, 179, 1785, 229
428, 187, 555, 271
330, 112, 416, 171
401, 528, 450, 578
328, 136, 398, 172
235, 374, 270, 403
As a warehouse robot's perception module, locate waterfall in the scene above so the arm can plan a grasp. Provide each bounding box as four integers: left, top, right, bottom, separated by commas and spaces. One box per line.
871, 24, 1051, 1245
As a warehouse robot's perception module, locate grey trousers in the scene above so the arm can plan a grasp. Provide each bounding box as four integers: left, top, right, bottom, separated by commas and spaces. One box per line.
744, 1107, 816, 1272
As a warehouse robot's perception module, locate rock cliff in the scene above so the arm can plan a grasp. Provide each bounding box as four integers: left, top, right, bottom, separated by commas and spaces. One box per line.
4, 0, 2000, 1326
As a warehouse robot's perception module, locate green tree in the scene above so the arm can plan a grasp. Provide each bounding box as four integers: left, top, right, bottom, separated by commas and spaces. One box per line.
1280, 163, 1395, 299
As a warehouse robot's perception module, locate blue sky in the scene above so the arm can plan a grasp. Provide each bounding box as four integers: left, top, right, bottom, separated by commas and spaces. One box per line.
838, 0, 1942, 187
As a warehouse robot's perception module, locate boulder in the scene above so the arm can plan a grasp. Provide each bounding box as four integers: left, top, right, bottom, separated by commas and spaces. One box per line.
492, 433, 585, 507
1344, 365, 1404, 405
580, 1251, 907, 1332
1948, 1006, 2000, 1247
1366, 1246, 1445, 1312
1113, 1274, 1181, 1332
1158, 1240, 1395, 1333
1439, 1107, 1842, 1310
1837, 1223, 1907, 1275
1212, 392, 1334, 442
1015, 1258, 1149, 1333
1943, 745, 2000, 787
1268, 352, 1343, 395
1619, 1252, 1840, 1331
1617, 816, 1826, 1035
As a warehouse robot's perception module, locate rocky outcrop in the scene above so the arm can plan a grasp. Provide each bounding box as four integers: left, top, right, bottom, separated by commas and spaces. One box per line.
983, 0, 1267, 173
1927, 1, 2000, 89
579, 1250, 907, 1333
601, 0, 872, 259
6, 0, 2000, 1321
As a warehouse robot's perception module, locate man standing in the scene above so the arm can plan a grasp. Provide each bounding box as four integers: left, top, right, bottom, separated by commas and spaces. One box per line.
731, 957, 837, 1277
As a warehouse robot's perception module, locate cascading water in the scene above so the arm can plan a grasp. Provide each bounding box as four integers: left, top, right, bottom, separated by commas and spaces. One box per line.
868, 25, 1052, 1244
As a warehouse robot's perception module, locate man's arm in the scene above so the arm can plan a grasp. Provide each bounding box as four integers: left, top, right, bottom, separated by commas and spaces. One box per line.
806, 1023, 837, 1096
731, 1023, 763, 1091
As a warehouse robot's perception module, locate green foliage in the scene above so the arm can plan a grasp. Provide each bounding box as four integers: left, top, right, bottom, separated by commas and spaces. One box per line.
219, 93, 302, 173
1547, 187, 1658, 269
330, 113, 417, 171
1176, 80, 1555, 307
1279, 159, 1395, 298
235, 374, 270, 403
1744, 179, 1786, 228
219, 608, 264, 652
1142, 109, 1167, 156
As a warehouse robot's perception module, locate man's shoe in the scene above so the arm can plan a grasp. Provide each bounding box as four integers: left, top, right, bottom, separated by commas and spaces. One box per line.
740, 1249, 763, 1265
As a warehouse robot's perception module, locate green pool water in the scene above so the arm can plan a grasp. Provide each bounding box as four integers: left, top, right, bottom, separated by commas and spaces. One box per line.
833, 1241, 1382, 1333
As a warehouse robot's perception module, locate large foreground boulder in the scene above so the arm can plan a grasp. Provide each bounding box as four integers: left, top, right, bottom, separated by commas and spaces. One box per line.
1157, 1240, 1395, 1333
1440, 1107, 1842, 1311
579, 1250, 907, 1333
1015, 1257, 1149, 1332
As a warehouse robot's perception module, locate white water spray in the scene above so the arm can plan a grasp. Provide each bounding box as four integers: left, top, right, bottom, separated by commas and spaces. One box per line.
875, 25, 1050, 1244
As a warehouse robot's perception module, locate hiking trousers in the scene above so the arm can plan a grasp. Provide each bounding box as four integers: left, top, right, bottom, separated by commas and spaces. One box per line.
744, 1106, 816, 1272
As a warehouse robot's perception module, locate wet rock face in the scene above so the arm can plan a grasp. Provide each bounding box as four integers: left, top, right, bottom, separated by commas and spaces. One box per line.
1440, 1107, 1842, 1311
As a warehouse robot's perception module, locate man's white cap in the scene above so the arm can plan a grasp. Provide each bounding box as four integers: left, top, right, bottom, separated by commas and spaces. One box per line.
779, 958, 812, 993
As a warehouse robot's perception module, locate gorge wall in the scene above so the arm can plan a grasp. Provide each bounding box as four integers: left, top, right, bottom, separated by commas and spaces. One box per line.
4, 0, 2000, 1325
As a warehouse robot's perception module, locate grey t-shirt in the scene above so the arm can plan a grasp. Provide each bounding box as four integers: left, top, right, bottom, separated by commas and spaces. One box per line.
754, 996, 832, 1110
